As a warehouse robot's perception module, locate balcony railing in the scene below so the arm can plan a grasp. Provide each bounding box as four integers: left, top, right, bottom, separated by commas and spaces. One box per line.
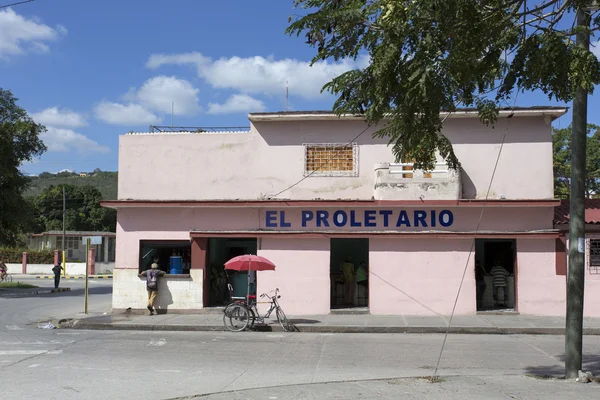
388, 162, 453, 178
148, 125, 250, 133
374, 162, 461, 200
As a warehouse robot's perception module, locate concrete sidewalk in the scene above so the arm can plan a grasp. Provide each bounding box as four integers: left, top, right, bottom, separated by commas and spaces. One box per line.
61, 311, 600, 335
33, 275, 113, 279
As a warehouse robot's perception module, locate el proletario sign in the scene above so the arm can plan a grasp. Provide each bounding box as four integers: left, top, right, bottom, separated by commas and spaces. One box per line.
265, 209, 454, 229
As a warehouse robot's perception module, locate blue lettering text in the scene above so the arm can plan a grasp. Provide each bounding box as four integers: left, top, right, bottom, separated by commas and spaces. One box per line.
302, 211, 314, 227
280, 211, 291, 228
364, 210, 377, 227
379, 210, 392, 227
316, 210, 330, 227
439, 210, 454, 227
414, 210, 428, 227
333, 210, 348, 227
266, 211, 277, 228
396, 210, 411, 227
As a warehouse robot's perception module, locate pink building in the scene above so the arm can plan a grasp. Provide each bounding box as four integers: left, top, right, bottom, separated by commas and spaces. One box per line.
103, 106, 600, 317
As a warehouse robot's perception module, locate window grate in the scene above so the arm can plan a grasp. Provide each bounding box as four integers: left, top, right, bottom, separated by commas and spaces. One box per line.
590, 239, 600, 275
303, 143, 359, 177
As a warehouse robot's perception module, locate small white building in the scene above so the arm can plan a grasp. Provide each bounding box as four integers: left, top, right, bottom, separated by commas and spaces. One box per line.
28, 230, 116, 263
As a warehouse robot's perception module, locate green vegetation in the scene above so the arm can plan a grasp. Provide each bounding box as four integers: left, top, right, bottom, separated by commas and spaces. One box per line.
29, 184, 116, 233
25, 170, 117, 200
287, 1, 600, 170
0, 282, 39, 289
0, 89, 47, 246
0, 248, 54, 263
554, 124, 600, 199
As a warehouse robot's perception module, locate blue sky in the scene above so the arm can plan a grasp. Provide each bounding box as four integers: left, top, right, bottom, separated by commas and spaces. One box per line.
0, 0, 596, 175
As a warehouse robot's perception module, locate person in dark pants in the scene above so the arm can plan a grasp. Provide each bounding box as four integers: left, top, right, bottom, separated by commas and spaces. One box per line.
52, 264, 63, 288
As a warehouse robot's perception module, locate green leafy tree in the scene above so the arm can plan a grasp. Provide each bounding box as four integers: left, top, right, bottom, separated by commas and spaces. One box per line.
286, 1, 600, 170
31, 184, 116, 233
0, 89, 47, 246
553, 124, 600, 198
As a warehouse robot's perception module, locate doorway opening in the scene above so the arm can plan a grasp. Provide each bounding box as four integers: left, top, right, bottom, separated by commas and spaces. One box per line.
330, 238, 369, 310
206, 238, 257, 306
475, 239, 516, 311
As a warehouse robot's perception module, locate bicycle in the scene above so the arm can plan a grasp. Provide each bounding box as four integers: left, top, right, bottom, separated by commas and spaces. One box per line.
223, 288, 291, 332
0, 273, 12, 283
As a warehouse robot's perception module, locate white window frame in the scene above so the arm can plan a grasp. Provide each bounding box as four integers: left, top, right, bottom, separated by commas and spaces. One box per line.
590, 238, 600, 275
303, 142, 359, 177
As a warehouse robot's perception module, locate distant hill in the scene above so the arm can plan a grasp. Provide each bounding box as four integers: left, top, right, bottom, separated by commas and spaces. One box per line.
24, 171, 118, 200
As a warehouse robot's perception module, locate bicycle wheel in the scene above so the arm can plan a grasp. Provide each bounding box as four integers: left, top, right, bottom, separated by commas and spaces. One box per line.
5, 274, 12, 283
223, 304, 250, 332
276, 307, 291, 332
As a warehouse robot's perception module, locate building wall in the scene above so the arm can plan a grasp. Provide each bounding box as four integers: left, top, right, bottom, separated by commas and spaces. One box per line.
369, 238, 475, 315
515, 239, 566, 315
256, 238, 331, 315
112, 269, 203, 311
117, 117, 554, 201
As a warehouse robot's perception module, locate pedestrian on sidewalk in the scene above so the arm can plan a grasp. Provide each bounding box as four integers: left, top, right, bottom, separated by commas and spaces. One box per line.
490, 259, 509, 307
140, 262, 165, 315
0, 258, 7, 281
52, 264, 63, 288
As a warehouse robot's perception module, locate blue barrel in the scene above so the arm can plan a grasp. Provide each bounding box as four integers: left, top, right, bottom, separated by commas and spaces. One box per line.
169, 256, 183, 274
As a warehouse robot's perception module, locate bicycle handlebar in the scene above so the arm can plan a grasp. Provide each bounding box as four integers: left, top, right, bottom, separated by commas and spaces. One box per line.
260, 288, 280, 300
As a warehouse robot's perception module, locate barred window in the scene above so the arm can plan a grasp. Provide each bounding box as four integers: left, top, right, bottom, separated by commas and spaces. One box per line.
590, 239, 600, 274
304, 143, 358, 177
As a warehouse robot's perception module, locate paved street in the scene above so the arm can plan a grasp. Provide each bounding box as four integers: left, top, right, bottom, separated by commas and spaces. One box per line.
1, 277, 600, 399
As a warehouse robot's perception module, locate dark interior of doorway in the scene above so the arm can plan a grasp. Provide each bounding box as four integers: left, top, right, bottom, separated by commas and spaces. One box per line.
330, 238, 369, 309
206, 238, 257, 306
475, 239, 516, 312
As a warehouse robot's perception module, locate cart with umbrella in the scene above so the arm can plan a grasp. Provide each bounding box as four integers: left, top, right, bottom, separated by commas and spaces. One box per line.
222, 254, 291, 332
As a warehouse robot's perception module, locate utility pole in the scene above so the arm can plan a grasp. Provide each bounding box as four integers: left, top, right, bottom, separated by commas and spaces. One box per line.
565, 5, 591, 379
62, 186, 66, 277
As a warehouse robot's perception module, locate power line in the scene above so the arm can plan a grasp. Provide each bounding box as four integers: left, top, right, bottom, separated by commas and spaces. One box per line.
432, 95, 519, 380
0, 0, 35, 9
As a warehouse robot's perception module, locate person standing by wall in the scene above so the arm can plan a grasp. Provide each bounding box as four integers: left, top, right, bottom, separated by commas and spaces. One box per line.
341, 257, 355, 306
52, 264, 63, 289
140, 262, 165, 315
490, 258, 509, 307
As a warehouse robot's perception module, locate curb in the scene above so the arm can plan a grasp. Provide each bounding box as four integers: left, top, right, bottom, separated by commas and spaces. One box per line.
59, 320, 600, 335
1, 287, 71, 297
35, 275, 113, 279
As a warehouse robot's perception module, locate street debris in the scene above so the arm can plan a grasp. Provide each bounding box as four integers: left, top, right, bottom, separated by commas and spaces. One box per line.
37, 322, 56, 329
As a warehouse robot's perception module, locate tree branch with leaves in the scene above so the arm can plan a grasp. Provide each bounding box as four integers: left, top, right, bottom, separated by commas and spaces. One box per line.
0, 89, 46, 246
286, 0, 600, 170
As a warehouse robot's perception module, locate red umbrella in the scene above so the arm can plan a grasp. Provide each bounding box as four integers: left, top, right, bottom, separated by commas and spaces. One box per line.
224, 255, 276, 272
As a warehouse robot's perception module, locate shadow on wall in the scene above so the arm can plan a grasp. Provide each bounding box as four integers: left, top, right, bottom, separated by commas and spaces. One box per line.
461, 168, 477, 199
255, 120, 388, 147
155, 285, 173, 315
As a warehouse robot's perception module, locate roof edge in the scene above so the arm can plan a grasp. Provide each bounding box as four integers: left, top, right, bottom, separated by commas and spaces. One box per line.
248, 107, 569, 122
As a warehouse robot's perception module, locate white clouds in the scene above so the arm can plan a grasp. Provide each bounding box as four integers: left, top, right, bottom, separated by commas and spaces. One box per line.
135, 76, 201, 115
42, 127, 110, 154
0, 8, 67, 58
146, 51, 369, 100
146, 52, 209, 69
208, 94, 266, 115
95, 76, 201, 125
31, 107, 87, 128
94, 102, 162, 126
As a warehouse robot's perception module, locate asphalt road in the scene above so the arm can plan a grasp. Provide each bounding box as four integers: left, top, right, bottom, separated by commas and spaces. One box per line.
1, 278, 600, 399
